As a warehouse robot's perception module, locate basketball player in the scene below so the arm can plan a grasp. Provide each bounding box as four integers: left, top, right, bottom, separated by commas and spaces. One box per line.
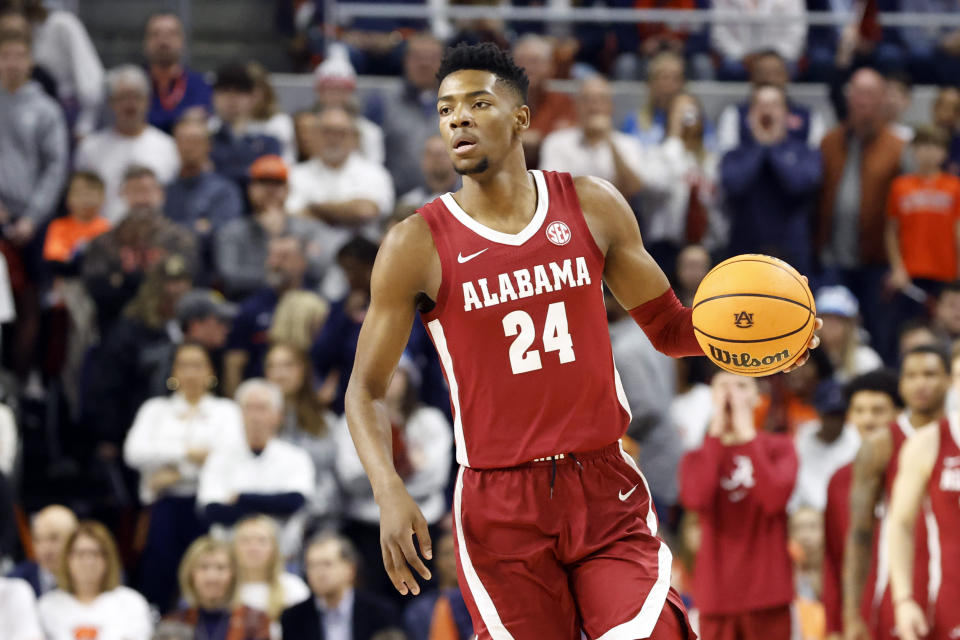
344, 43, 819, 640
841, 346, 949, 640
820, 370, 902, 640
889, 411, 960, 639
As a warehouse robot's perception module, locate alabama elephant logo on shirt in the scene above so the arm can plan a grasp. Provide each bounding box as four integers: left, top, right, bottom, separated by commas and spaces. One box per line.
720, 455, 755, 502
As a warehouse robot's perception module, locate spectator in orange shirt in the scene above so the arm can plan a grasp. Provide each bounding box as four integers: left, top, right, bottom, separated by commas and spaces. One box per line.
885, 125, 960, 353
42, 171, 110, 266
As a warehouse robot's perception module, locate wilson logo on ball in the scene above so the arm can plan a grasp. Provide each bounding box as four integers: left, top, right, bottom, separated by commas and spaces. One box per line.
733, 311, 754, 328
545, 221, 571, 246
708, 345, 790, 368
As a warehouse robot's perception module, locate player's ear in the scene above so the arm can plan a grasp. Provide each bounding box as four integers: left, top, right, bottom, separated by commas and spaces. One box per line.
514, 104, 531, 133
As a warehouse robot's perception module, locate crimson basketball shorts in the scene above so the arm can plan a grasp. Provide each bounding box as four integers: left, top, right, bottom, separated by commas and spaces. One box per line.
698, 605, 795, 640
451, 441, 695, 640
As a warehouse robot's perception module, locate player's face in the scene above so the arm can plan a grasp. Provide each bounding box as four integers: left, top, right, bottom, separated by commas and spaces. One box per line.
899, 353, 949, 415
846, 390, 897, 438
437, 70, 529, 177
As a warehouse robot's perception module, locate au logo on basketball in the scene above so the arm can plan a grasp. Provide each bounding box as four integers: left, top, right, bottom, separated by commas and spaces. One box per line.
546, 221, 571, 246
733, 311, 754, 328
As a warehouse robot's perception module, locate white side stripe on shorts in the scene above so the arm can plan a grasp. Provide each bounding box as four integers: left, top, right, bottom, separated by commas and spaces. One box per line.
619, 442, 658, 536
454, 467, 515, 640
595, 541, 673, 640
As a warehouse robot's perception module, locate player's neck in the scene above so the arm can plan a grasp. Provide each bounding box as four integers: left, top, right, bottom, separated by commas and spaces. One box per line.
458, 152, 536, 228
910, 407, 943, 428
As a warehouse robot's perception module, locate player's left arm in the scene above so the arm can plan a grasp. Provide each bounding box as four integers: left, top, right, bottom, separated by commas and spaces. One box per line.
888, 425, 939, 640
574, 175, 701, 357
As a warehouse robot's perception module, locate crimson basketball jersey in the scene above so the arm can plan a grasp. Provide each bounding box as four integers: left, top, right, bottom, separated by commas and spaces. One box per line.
927, 416, 960, 638
417, 170, 631, 469
868, 414, 931, 640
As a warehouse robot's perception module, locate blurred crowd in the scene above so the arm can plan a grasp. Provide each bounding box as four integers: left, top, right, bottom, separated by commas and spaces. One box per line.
1, 0, 960, 639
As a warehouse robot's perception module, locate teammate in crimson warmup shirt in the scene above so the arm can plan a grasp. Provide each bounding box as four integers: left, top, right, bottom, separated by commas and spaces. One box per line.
679, 372, 799, 640
344, 43, 819, 640
841, 347, 948, 640
821, 369, 902, 640
889, 414, 960, 640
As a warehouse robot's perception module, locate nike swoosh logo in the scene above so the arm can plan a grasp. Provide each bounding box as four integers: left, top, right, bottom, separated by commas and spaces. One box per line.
619, 484, 638, 501
457, 248, 488, 264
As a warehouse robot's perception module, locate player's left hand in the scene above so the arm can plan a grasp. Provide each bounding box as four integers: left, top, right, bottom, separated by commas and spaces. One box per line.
894, 598, 930, 640
378, 481, 433, 596
783, 276, 822, 373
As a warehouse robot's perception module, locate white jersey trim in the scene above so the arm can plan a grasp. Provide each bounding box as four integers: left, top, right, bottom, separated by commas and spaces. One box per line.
897, 411, 916, 437
440, 170, 549, 246
619, 442, 657, 535
925, 502, 942, 613
454, 467, 515, 640
949, 413, 960, 451
595, 541, 672, 640
427, 319, 468, 467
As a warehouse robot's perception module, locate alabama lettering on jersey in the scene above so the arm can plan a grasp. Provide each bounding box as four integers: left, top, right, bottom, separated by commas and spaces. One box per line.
927, 416, 960, 639
417, 170, 631, 469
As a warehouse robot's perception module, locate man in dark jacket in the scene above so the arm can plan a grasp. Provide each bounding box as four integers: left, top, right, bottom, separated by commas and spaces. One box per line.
281, 533, 401, 640
721, 83, 823, 275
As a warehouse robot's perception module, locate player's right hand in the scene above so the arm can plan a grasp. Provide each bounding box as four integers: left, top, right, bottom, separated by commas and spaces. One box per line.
378, 482, 433, 596
894, 599, 930, 640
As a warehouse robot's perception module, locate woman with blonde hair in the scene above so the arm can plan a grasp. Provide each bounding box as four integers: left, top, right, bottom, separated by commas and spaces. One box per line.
267, 290, 329, 353
38, 521, 153, 639
165, 536, 271, 640
265, 342, 340, 529
233, 515, 309, 622
247, 62, 295, 164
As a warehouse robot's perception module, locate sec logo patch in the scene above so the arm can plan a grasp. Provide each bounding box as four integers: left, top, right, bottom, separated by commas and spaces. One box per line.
546, 221, 571, 246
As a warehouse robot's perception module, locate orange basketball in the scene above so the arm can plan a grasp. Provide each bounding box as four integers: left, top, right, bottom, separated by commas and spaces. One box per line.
692, 254, 816, 377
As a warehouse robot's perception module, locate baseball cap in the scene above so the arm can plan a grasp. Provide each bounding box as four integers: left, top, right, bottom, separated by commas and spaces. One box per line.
249, 155, 288, 182
177, 289, 238, 325
814, 381, 847, 416
815, 285, 859, 318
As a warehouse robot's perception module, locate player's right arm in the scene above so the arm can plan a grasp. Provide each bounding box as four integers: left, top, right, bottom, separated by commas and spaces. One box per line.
344, 215, 440, 596
842, 428, 891, 640
889, 425, 938, 640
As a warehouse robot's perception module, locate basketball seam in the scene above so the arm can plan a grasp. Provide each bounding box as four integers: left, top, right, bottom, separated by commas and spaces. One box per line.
700, 256, 813, 310
692, 292, 812, 312
692, 316, 813, 344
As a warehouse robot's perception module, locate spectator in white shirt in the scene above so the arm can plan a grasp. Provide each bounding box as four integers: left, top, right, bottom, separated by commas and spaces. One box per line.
233, 515, 310, 623
286, 106, 395, 255
75, 65, 180, 222
123, 342, 245, 611
336, 357, 452, 600
38, 521, 153, 640
22, 1, 104, 139
710, 0, 807, 81
638, 92, 723, 276
7, 505, 77, 598
198, 379, 315, 556
313, 46, 385, 166
0, 577, 43, 640
539, 75, 646, 199
265, 343, 340, 530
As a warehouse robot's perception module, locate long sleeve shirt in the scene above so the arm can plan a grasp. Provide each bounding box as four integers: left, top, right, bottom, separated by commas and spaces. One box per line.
31, 10, 104, 137
123, 393, 245, 503
0, 82, 68, 223
679, 433, 798, 615
721, 137, 822, 275
710, 0, 807, 63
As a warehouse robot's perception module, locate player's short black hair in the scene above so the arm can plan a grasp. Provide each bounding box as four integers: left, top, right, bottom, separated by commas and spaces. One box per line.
844, 369, 904, 408
902, 344, 950, 373
436, 42, 529, 103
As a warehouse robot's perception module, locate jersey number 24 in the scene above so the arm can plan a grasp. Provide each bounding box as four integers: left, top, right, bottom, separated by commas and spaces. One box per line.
502, 302, 576, 374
